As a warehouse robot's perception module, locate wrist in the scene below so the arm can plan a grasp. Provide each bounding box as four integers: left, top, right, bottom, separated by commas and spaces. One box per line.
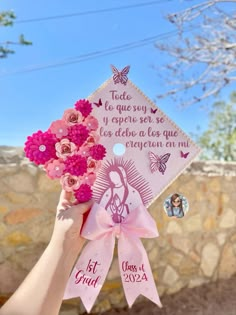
50, 231, 85, 257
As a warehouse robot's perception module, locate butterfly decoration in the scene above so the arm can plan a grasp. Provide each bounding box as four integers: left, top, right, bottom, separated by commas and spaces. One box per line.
151, 108, 157, 114
148, 152, 171, 175
94, 98, 102, 108
180, 151, 190, 159
111, 65, 130, 85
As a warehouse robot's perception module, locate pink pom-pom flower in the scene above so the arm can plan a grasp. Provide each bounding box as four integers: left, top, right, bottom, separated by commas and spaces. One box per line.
89, 144, 106, 160
74, 99, 92, 118
68, 124, 89, 147
64, 154, 87, 176
24, 130, 57, 165
74, 184, 92, 203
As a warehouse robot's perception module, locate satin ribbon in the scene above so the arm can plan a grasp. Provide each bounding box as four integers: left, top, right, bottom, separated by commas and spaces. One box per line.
64, 203, 162, 312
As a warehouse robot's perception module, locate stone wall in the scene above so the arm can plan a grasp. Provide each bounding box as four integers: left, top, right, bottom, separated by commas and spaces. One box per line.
0, 146, 236, 313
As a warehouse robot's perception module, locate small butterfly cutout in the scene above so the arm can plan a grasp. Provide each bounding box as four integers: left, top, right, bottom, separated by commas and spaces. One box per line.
94, 98, 102, 107
111, 65, 130, 85
148, 152, 171, 175
180, 151, 190, 159
151, 108, 157, 114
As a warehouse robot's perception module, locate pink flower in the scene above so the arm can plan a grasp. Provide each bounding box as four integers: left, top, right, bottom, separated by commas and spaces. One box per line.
45, 159, 65, 179
74, 99, 92, 118
85, 131, 100, 147
24, 130, 57, 165
89, 144, 106, 160
87, 157, 101, 173
81, 173, 96, 186
49, 120, 68, 139
78, 145, 90, 158
74, 184, 92, 203
68, 124, 89, 147
55, 138, 77, 159
60, 173, 80, 192
63, 108, 83, 126
84, 115, 99, 131
64, 154, 87, 176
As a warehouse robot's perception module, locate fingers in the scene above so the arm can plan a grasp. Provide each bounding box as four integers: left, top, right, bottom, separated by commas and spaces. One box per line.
74, 200, 94, 215
57, 189, 94, 215
59, 190, 72, 203
57, 190, 73, 211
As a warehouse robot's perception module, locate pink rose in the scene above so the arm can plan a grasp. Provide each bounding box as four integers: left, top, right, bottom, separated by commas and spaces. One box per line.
85, 131, 100, 147
87, 157, 101, 173
63, 108, 83, 126
60, 173, 80, 192
55, 138, 77, 159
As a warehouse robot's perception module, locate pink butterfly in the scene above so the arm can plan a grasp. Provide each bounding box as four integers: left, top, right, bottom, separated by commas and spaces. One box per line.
148, 152, 171, 175
111, 65, 130, 85
151, 108, 157, 114
180, 151, 190, 159
94, 98, 102, 107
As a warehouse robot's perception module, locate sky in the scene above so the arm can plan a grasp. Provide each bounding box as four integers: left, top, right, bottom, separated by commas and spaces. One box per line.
0, 0, 234, 146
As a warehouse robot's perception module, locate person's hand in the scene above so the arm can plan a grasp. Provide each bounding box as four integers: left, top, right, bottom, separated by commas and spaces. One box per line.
51, 190, 93, 252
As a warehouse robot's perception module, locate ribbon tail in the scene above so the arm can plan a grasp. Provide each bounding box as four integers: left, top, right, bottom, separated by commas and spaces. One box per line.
118, 234, 162, 308
64, 234, 115, 313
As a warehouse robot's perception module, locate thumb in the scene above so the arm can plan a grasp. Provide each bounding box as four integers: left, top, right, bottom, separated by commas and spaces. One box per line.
74, 199, 94, 216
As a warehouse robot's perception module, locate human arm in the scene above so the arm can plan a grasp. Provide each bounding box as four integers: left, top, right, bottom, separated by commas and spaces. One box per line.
0, 191, 92, 315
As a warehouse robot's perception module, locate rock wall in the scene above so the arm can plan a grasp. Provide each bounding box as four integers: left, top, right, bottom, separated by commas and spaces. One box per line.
0, 146, 236, 313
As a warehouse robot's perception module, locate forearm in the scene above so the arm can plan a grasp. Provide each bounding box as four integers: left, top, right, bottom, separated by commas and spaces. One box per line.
0, 239, 82, 315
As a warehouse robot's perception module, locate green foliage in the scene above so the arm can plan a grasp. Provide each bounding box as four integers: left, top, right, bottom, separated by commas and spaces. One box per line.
0, 10, 32, 58
19, 34, 32, 46
196, 92, 236, 161
0, 10, 16, 26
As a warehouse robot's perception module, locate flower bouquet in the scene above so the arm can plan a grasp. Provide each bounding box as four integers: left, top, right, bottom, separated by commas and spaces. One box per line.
24, 99, 106, 203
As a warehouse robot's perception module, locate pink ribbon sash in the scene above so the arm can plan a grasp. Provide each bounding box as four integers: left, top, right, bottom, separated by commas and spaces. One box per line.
64, 203, 162, 312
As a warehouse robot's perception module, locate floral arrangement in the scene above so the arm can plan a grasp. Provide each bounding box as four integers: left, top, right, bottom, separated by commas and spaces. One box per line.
24, 99, 106, 203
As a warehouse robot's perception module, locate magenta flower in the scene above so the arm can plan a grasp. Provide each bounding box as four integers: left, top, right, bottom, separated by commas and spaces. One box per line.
84, 115, 99, 131
60, 173, 80, 192
68, 124, 89, 147
63, 108, 83, 126
87, 157, 101, 173
89, 144, 106, 160
74, 99, 92, 118
64, 154, 87, 176
45, 159, 65, 179
82, 173, 96, 186
74, 184, 92, 203
55, 138, 77, 159
49, 120, 68, 139
24, 130, 57, 165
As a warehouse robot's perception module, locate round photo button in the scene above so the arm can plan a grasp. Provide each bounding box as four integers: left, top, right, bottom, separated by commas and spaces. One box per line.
163, 193, 189, 218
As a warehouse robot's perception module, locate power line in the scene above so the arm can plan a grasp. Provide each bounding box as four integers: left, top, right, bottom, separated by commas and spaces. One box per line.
15, 0, 172, 24
0, 29, 181, 76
